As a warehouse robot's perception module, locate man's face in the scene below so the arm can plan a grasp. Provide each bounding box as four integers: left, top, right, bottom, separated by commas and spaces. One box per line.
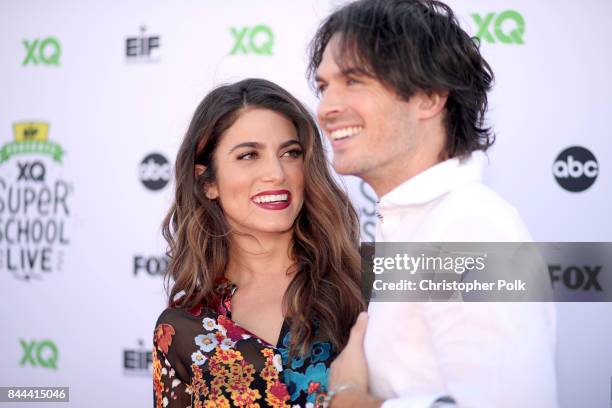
315, 36, 420, 185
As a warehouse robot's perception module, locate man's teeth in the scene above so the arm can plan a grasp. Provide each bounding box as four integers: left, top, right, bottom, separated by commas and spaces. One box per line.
330, 126, 363, 141
253, 194, 289, 204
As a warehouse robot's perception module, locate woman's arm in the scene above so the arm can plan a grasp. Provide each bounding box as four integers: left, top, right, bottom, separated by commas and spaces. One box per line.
153, 320, 193, 407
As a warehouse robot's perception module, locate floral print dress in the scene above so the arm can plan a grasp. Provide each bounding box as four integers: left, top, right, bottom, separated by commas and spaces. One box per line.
153, 278, 335, 408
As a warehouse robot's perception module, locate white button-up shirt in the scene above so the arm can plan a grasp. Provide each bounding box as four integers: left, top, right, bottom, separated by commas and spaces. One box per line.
365, 151, 558, 407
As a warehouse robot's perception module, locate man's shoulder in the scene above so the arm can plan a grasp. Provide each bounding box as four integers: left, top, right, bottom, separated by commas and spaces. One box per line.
429, 181, 531, 241
442, 181, 517, 215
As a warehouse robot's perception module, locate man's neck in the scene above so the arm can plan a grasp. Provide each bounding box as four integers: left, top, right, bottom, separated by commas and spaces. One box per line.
365, 149, 446, 198
366, 121, 447, 198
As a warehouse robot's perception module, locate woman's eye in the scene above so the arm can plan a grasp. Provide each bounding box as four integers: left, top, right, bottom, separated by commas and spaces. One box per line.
347, 77, 360, 86
316, 83, 327, 95
237, 151, 257, 160
282, 149, 303, 158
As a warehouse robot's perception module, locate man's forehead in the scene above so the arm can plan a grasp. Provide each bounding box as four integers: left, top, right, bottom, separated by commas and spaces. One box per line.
315, 41, 340, 79
316, 34, 371, 80
316, 51, 363, 81
316, 62, 372, 84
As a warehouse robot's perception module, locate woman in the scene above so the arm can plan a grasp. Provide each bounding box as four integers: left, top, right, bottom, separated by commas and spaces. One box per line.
153, 78, 364, 408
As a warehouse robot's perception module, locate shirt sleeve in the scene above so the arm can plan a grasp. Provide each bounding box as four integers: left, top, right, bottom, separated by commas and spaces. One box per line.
377, 302, 557, 408
381, 394, 450, 408
153, 313, 193, 407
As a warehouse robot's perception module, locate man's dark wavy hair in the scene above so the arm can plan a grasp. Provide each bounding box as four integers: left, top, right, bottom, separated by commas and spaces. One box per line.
308, 0, 495, 158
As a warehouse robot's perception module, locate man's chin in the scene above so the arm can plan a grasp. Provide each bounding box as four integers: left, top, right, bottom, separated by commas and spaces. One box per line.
332, 157, 365, 177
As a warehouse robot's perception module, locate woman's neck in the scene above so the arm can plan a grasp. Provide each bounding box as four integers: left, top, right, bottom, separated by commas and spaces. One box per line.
225, 229, 296, 288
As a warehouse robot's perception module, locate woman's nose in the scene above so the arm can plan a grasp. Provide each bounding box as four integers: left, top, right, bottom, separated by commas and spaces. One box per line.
259, 157, 286, 183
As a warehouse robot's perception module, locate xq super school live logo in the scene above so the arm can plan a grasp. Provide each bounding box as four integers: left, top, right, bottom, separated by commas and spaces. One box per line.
472, 10, 525, 45
0, 122, 73, 281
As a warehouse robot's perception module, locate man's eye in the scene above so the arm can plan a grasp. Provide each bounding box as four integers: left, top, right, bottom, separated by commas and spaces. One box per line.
316, 83, 327, 95
282, 149, 303, 158
237, 151, 257, 160
347, 77, 360, 85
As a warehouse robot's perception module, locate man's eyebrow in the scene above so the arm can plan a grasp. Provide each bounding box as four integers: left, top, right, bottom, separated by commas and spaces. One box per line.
315, 66, 372, 83
341, 66, 373, 78
228, 141, 261, 154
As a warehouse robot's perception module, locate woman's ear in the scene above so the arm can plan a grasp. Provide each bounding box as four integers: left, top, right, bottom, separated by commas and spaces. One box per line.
194, 164, 219, 200
194, 164, 206, 178
206, 185, 219, 200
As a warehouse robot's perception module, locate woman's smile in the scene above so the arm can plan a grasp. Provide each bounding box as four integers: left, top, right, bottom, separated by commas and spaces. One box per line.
251, 189, 291, 210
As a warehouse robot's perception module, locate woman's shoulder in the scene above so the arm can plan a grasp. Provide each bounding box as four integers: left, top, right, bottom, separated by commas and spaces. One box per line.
153, 302, 217, 379
154, 301, 214, 341
156, 301, 204, 322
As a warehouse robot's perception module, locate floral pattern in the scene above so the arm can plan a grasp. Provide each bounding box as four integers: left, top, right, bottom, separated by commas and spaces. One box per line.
153, 278, 336, 407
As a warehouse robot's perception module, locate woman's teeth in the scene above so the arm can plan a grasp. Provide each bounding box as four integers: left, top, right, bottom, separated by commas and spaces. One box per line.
330, 126, 363, 141
253, 194, 289, 204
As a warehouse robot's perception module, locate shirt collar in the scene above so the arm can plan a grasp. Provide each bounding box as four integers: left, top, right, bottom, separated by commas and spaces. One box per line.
378, 151, 487, 209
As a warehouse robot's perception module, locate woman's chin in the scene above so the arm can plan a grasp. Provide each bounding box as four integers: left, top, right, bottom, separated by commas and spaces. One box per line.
233, 222, 295, 236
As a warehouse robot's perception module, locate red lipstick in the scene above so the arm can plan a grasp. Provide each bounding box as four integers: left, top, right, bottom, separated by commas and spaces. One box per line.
251, 190, 291, 210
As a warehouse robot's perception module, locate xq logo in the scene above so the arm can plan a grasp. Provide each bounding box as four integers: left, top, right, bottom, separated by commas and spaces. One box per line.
230, 25, 274, 56
17, 161, 46, 182
472, 10, 525, 45
549, 265, 602, 291
20, 339, 59, 369
23, 37, 61, 66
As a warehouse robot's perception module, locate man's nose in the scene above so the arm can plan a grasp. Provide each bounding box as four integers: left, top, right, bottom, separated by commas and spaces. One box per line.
317, 86, 345, 128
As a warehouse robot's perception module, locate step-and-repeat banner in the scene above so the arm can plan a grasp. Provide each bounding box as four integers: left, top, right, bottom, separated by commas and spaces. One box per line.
1, 1, 610, 407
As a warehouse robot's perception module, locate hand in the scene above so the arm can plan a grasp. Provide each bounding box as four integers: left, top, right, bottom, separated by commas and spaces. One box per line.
328, 312, 383, 408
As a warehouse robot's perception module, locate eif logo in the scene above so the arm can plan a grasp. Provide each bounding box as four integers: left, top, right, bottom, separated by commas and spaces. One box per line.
139, 153, 170, 191
472, 10, 525, 45
230, 24, 274, 56
22, 37, 61, 66
20, 339, 59, 370
123, 340, 153, 376
553, 146, 599, 192
126, 26, 160, 61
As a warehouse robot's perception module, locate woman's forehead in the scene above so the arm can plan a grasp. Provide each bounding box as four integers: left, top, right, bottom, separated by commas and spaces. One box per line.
219, 109, 299, 147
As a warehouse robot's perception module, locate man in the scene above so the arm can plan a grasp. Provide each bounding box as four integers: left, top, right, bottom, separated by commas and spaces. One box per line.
308, 0, 557, 407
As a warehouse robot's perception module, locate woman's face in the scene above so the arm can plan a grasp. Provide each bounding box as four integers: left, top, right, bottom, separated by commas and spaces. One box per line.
204, 108, 305, 235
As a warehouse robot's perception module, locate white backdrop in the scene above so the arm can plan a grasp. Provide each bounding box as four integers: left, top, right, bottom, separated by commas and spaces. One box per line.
0, 1, 610, 407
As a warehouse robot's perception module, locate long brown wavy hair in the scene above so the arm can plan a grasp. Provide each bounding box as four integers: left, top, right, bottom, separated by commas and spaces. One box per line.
162, 78, 364, 354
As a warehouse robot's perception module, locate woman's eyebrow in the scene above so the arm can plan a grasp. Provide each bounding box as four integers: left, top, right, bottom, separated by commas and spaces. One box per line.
228, 141, 262, 154
228, 139, 301, 154
279, 140, 301, 149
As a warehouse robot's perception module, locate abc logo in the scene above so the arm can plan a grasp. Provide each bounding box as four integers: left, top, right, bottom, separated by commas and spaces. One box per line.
139, 153, 170, 191
552, 146, 598, 192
